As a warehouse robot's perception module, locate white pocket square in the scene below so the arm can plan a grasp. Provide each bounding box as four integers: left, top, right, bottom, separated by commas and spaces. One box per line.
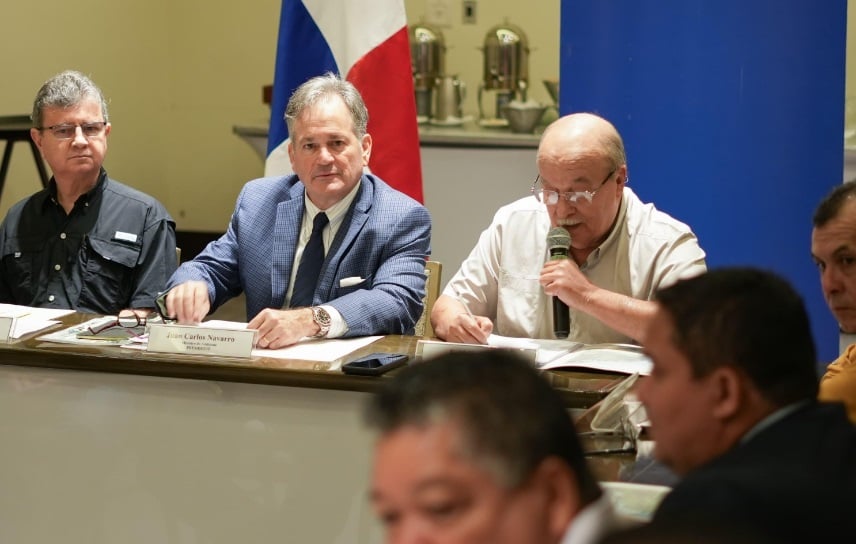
339, 276, 365, 288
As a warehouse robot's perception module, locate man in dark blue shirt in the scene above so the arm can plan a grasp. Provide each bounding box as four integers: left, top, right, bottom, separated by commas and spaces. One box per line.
0, 70, 176, 315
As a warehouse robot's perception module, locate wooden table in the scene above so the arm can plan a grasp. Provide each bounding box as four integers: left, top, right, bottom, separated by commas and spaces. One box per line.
0, 311, 625, 408
0, 313, 629, 543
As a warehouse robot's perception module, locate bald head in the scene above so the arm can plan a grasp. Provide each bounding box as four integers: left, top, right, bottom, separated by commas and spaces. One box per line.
538, 113, 626, 171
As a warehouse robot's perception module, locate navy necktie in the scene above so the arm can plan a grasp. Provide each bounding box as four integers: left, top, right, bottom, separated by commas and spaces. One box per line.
291, 212, 329, 308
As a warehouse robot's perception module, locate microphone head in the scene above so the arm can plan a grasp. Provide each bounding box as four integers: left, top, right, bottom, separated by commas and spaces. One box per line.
547, 227, 571, 252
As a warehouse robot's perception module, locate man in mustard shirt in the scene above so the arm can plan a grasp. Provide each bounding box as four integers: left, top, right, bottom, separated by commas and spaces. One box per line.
811, 180, 856, 422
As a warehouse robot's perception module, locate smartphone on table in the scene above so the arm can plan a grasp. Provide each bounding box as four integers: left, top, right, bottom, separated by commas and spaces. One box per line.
342, 353, 409, 376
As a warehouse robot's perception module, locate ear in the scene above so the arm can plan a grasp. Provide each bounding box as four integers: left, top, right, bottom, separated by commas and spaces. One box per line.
708, 366, 743, 420
30, 128, 44, 154
287, 139, 295, 166
615, 164, 628, 188
530, 457, 581, 541
361, 133, 372, 166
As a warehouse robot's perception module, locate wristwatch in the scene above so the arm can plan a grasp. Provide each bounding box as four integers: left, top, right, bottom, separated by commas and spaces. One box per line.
311, 306, 332, 338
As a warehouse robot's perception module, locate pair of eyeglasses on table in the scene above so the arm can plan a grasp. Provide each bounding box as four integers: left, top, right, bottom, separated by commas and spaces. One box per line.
76, 313, 163, 340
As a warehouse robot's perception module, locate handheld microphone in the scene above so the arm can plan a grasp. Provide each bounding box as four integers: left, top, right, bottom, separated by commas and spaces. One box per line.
547, 227, 571, 339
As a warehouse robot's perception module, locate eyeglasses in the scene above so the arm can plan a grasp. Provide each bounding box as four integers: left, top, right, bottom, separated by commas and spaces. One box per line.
531, 168, 617, 205
87, 314, 147, 336
39, 121, 107, 140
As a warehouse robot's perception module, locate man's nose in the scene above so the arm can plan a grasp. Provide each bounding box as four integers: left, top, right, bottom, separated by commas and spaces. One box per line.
822, 266, 844, 295
318, 145, 334, 162
71, 126, 88, 145
554, 196, 577, 215
390, 521, 433, 544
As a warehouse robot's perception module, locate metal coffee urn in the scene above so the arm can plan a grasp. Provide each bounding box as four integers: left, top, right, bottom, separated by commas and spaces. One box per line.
478, 20, 530, 126
408, 21, 445, 121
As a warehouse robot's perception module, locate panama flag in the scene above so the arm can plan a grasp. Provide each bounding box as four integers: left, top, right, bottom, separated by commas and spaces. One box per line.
266, 0, 424, 203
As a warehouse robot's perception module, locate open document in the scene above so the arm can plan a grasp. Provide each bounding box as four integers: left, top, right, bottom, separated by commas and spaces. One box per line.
417, 335, 576, 365
417, 334, 651, 375
540, 344, 652, 375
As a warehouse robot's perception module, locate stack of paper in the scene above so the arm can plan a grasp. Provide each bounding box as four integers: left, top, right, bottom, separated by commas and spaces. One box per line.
0, 304, 74, 339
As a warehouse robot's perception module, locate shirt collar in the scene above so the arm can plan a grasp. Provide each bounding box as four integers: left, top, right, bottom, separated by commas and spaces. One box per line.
303, 177, 362, 224
582, 189, 628, 268
560, 494, 617, 544
42, 168, 108, 212
740, 400, 811, 444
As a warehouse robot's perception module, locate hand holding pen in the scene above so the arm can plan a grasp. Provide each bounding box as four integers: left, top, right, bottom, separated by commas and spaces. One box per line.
451, 297, 493, 344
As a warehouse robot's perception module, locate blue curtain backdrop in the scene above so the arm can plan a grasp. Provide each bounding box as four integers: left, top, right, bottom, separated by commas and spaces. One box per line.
561, 0, 847, 365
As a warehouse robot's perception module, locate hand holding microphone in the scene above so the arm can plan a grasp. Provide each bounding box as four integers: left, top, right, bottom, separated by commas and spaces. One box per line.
546, 227, 571, 339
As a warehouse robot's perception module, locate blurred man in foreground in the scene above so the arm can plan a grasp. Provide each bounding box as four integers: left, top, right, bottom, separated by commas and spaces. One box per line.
636, 268, 856, 542
365, 350, 617, 544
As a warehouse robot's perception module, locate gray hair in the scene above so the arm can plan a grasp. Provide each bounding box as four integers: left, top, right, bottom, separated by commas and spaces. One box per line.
31, 70, 109, 128
284, 72, 368, 138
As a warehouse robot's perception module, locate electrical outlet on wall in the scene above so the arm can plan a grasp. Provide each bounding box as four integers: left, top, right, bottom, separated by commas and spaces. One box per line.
425, 0, 452, 27
463, 0, 477, 24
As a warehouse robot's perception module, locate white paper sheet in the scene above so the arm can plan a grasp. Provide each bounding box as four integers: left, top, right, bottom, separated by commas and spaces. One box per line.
197, 320, 385, 364
0, 304, 75, 339
486, 334, 580, 364
256, 336, 383, 366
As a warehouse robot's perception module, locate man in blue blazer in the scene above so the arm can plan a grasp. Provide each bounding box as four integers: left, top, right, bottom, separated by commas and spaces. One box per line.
634, 268, 856, 542
163, 74, 431, 348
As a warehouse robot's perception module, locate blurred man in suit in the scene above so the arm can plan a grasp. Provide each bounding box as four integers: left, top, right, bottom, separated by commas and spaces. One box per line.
0, 70, 177, 316
636, 268, 856, 542
812, 180, 856, 422
163, 73, 431, 347
365, 350, 617, 544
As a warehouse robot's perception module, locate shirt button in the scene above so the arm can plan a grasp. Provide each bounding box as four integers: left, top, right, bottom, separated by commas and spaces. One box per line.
54, 264, 61, 271
48, 295, 55, 302
60, 233, 67, 240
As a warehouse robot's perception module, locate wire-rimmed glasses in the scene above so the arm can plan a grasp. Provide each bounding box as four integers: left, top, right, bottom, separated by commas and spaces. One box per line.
39, 121, 107, 140
531, 168, 617, 205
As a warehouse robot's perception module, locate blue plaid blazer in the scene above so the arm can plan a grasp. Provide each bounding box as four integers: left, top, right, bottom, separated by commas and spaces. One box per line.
166, 173, 431, 336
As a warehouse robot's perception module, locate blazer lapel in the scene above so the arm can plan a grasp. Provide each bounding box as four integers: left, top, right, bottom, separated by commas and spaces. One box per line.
270, 187, 305, 308
320, 178, 373, 297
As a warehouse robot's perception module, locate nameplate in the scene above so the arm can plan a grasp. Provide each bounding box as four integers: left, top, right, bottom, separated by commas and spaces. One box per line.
146, 324, 255, 358
0, 316, 14, 342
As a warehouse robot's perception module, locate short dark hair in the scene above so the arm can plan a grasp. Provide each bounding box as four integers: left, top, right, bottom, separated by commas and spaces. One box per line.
365, 350, 602, 504
813, 180, 856, 227
655, 268, 818, 405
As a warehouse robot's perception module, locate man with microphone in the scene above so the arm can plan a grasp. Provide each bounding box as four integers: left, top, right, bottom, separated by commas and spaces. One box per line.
431, 113, 706, 344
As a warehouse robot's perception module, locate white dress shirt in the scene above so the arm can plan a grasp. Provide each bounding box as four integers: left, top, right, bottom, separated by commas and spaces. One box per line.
442, 187, 707, 344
